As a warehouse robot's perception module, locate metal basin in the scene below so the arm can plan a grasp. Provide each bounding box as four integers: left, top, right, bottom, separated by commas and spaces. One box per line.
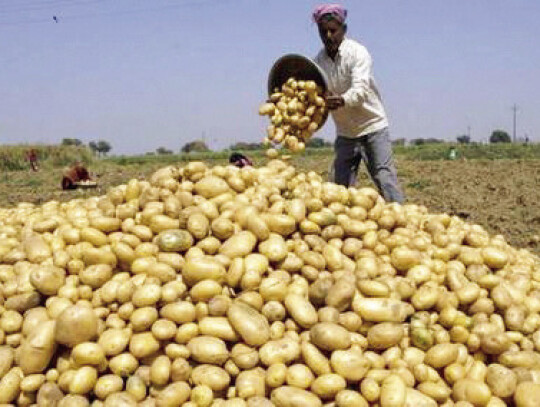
267, 54, 330, 130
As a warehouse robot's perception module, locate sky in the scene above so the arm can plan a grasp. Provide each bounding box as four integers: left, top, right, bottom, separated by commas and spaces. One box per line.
1, 0, 539, 155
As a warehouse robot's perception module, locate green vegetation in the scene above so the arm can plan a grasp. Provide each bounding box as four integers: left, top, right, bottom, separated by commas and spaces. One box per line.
89, 140, 112, 157
392, 142, 540, 160
490, 130, 512, 143
181, 140, 209, 153
0, 144, 93, 171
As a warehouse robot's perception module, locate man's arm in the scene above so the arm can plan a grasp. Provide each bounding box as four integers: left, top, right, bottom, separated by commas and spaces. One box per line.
341, 46, 372, 107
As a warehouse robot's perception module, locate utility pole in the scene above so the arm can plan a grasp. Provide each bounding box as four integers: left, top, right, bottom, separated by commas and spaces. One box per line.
467, 125, 471, 141
512, 104, 518, 143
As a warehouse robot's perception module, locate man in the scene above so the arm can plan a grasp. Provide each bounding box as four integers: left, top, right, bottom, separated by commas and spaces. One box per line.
61, 162, 92, 190
229, 152, 253, 168
26, 148, 39, 172
313, 4, 404, 203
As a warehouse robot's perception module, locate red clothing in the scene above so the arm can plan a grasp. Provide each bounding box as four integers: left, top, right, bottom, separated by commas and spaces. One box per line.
62, 164, 91, 190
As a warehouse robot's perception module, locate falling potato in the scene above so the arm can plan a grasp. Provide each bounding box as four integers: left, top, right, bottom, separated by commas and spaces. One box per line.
259, 77, 327, 153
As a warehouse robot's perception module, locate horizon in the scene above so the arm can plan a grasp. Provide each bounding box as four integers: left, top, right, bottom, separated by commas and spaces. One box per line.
1, 1, 538, 154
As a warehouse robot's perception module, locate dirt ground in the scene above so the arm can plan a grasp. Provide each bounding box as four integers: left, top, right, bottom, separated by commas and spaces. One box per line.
1, 157, 538, 256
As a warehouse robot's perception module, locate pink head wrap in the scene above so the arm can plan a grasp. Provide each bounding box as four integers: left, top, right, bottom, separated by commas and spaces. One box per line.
312, 4, 347, 24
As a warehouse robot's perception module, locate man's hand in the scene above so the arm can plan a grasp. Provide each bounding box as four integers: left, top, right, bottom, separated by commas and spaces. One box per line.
325, 95, 345, 110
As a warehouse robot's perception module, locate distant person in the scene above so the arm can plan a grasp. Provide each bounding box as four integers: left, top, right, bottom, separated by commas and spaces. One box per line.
448, 147, 458, 160
229, 153, 253, 168
312, 4, 404, 203
26, 149, 39, 172
62, 162, 92, 190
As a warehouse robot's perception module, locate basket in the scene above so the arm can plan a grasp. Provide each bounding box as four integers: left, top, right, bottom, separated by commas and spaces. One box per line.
267, 54, 330, 130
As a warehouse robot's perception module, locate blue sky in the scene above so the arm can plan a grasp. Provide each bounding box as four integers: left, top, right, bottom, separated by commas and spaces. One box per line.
1, 0, 538, 154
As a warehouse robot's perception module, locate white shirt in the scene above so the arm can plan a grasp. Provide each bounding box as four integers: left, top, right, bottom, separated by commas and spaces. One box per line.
315, 38, 388, 138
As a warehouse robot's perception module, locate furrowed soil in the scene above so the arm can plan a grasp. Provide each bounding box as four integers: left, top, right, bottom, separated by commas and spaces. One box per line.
1, 156, 539, 256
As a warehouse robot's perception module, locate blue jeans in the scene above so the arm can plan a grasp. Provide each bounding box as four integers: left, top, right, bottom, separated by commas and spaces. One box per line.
329, 128, 405, 203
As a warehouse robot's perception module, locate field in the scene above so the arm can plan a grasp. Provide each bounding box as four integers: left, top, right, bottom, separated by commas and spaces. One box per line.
1, 143, 539, 256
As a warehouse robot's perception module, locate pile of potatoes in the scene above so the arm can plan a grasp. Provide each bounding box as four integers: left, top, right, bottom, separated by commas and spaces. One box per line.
259, 78, 328, 153
1, 159, 540, 407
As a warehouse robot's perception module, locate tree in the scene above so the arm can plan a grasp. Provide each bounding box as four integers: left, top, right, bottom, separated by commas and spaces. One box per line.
88, 141, 99, 155
61, 138, 83, 146
392, 138, 406, 146
490, 130, 511, 143
410, 138, 445, 145
306, 137, 331, 148
456, 135, 471, 144
229, 142, 263, 151
97, 140, 112, 156
156, 147, 173, 155
181, 140, 209, 153
89, 140, 112, 157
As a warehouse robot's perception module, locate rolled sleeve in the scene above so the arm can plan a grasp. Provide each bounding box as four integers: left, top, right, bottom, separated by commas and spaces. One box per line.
341, 48, 372, 107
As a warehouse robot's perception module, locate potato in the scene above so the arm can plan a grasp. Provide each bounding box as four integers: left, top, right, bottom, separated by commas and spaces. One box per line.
0, 346, 14, 378
150, 355, 171, 386
219, 231, 258, 258
30, 265, 66, 295
24, 234, 52, 263
129, 332, 160, 359
259, 338, 301, 366
452, 379, 491, 406
195, 176, 230, 199
72, 342, 106, 366
236, 369, 266, 399
109, 353, 139, 377
424, 343, 458, 369
380, 374, 406, 407
311, 373, 346, 400
69, 366, 98, 395
330, 348, 370, 381
191, 385, 213, 407
284, 294, 318, 328
325, 277, 355, 311
353, 297, 413, 323
104, 392, 138, 407
4, 149, 540, 407
94, 374, 124, 400
227, 302, 270, 347
188, 212, 210, 240
404, 388, 437, 407
367, 323, 404, 350
310, 323, 351, 351
514, 382, 540, 407
302, 342, 331, 376
271, 386, 322, 407
485, 364, 517, 398
286, 364, 315, 388
57, 395, 91, 407
247, 215, 271, 241
79, 264, 112, 288
259, 235, 288, 263
54, 304, 98, 347
5, 291, 41, 313
156, 229, 194, 252
191, 365, 230, 391
188, 336, 229, 365
182, 257, 226, 286
335, 390, 368, 407
98, 328, 131, 356
0, 367, 22, 403
37, 382, 64, 406
19, 320, 57, 374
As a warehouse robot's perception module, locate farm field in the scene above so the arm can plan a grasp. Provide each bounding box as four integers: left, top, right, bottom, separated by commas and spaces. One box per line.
1, 144, 539, 256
